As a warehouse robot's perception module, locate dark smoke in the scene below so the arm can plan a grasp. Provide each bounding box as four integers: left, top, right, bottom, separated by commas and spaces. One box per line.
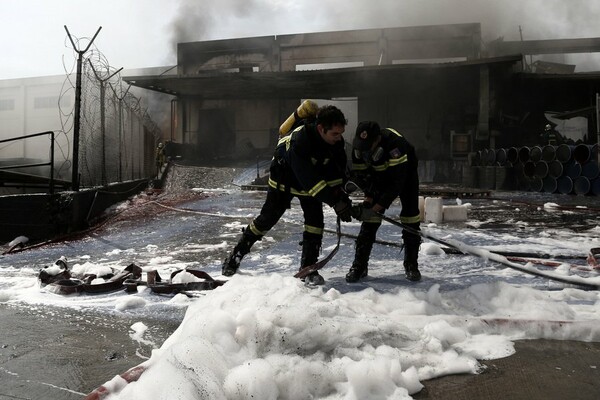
169, 0, 600, 71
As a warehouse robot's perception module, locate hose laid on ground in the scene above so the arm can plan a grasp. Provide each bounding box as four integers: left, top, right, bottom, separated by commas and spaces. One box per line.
154, 193, 600, 283
324, 227, 592, 261
152, 200, 343, 279
295, 217, 342, 279
377, 212, 600, 290
151, 200, 599, 277
343, 181, 600, 289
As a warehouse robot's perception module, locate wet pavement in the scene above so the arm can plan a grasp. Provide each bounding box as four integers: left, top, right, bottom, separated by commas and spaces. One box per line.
2, 305, 599, 399
0, 166, 599, 399
416, 339, 600, 400
411, 188, 600, 399
0, 303, 181, 399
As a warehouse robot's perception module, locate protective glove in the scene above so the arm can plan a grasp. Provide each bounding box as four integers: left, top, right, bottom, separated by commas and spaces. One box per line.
333, 198, 353, 222
351, 204, 380, 222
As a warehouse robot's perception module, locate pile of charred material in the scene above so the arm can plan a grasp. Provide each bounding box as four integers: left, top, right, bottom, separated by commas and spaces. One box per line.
37, 257, 225, 295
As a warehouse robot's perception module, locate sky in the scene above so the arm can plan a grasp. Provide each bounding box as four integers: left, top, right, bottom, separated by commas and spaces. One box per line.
1, 165, 600, 398
1, 0, 600, 80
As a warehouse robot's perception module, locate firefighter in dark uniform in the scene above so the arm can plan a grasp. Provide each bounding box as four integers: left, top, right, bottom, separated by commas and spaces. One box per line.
540, 123, 563, 146
222, 105, 353, 285
347, 121, 422, 282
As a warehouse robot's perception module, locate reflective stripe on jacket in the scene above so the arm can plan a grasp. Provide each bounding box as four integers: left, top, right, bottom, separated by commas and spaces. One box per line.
351, 127, 416, 209
269, 123, 347, 206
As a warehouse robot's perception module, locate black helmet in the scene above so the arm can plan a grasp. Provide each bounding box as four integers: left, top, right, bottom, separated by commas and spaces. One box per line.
353, 121, 381, 151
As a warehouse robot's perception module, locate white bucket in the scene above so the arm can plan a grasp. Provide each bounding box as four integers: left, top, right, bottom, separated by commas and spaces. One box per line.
424, 197, 443, 224
443, 205, 468, 222
418, 196, 425, 221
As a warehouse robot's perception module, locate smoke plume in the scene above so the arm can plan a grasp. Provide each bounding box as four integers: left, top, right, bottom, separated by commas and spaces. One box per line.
169, 0, 600, 70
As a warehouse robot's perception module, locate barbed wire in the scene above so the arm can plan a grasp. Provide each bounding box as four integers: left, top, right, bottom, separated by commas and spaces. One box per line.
56, 29, 162, 188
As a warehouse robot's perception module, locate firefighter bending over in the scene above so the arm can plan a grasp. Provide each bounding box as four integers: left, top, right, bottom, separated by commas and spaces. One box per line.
222, 105, 352, 285
348, 121, 422, 282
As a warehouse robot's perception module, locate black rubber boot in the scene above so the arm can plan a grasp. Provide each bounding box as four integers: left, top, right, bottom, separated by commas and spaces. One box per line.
345, 264, 368, 283
222, 227, 261, 276
299, 234, 324, 285
345, 228, 375, 283
403, 241, 421, 282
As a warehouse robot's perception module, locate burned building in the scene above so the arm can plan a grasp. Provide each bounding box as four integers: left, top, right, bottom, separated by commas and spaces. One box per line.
124, 22, 600, 185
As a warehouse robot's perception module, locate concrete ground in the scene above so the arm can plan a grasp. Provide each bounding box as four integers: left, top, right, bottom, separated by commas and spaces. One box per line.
1, 180, 599, 399
1, 302, 599, 400
415, 340, 600, 399
0, 303, 181, 400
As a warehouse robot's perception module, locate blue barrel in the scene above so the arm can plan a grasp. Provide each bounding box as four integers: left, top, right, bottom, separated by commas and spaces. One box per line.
506, 147, 518, 164
530, 177, 544, 192
534, 161, 548, 178
542, 176, 557, 193
573, 144, 594, 164
563, 160, 582, 179
581, 161, 599, 179
592, 177, 600, 196
523, 161, 536, 177
529, 146, 543, 162
483, 149, 496, 166
548, 160, 563, 178
573, 176, 591, 195
495, 148, 507, 166
556, 144, 574, 163
518, 146, 530, 163
557, 176, 573, 194
541, 145, 556, 162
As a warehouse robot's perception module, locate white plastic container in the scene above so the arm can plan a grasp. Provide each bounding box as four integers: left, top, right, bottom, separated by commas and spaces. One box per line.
424, 197, 443, 224
443, 205, 468, 222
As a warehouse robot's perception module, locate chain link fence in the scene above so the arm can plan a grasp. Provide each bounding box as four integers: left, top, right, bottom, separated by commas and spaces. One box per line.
72, 56, 159, 188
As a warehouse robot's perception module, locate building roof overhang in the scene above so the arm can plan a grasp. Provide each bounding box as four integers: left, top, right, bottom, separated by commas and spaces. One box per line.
124, 55, 524, 99
517, 71, 600, 81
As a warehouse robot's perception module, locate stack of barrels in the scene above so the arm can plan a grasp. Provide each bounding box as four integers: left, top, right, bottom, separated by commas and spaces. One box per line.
462, 143, 600, 195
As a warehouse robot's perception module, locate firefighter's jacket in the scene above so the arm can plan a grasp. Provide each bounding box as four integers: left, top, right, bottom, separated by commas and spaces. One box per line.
268, 122, 347, 207
540, 130, 562, 146
351, 127, 417, 209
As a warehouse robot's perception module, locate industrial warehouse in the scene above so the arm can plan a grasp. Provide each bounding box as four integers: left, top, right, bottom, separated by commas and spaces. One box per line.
1, 21, 600, 243
125, 22, 600, 193
2, 23, 600, 189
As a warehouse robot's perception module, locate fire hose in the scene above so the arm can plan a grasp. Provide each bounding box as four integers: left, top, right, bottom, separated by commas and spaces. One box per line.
344, 181, 600, 290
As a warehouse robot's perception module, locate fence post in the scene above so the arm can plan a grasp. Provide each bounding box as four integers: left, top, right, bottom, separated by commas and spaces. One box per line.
64, 25, 101, 191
